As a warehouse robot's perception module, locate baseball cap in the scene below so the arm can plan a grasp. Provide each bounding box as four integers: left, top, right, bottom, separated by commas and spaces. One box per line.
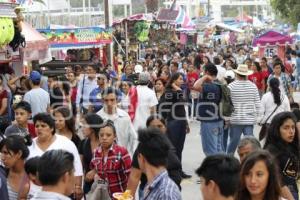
29, 70, 41, 82
225, 70, 235, 80
139, 72, 150, 84
134, 64, 143, 73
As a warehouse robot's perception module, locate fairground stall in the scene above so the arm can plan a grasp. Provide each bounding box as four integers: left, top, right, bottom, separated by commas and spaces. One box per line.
0, 2, 49, 76
252, 31, 293, 61
37, 26, 113, 75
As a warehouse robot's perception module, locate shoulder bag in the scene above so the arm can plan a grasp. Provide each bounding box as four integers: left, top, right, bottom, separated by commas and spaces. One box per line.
258, 105, 280, 141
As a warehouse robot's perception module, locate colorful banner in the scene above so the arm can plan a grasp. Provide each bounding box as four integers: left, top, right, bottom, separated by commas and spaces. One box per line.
38, 27, 113, 49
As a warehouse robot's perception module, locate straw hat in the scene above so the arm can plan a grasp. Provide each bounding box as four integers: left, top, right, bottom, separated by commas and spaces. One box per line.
233, 64, 253, 76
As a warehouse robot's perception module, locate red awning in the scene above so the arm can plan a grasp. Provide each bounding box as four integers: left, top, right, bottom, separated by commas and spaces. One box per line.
21, 22, 49, 51
235, 14, 253, 23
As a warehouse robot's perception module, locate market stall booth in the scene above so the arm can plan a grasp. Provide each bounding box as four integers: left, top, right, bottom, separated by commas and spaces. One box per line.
252, 31, 293, 61
0, 2, 49, 76
37, 26, 113, 75
20, 22, 50, 74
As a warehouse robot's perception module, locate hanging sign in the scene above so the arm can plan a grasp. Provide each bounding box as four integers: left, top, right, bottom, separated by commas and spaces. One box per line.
38, 27, 113, 49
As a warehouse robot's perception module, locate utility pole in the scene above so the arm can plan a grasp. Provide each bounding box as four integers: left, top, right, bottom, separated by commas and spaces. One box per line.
207, 0, 210, 18
104, 0, 113, 65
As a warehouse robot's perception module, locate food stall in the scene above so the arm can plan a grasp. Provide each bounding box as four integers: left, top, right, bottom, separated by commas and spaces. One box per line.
252, 31, 293, 61
37, 26, 113, 75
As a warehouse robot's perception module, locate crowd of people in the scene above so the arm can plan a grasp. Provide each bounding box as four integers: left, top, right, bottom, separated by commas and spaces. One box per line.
0, 44, 299, 200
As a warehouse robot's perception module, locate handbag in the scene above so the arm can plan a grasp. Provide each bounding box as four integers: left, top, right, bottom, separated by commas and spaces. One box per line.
259, 105, 280, 141
86, 179, 111, 200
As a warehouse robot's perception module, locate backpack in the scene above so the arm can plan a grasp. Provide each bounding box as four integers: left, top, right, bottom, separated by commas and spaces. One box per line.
214, 82, 234, 118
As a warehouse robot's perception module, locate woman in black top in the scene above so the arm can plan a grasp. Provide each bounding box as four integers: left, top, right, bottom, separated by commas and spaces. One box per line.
159, 72, 189, 177
264, 112, 300, 200
78, 113, 103, 195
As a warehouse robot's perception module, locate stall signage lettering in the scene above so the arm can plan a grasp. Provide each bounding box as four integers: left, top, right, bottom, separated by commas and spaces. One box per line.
264, 46, 278, 58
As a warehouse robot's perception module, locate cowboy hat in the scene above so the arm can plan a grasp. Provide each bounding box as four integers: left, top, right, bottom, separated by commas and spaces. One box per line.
233, 64, 253, 76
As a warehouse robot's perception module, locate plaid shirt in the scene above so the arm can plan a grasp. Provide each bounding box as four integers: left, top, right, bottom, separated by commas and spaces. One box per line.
144, 170, 182, 200
90, 144, 131, 196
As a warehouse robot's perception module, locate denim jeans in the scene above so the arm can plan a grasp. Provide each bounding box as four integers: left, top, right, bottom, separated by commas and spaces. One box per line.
200, 120, 224, 156
227, 124, 254, 154
223, 125, 229, 152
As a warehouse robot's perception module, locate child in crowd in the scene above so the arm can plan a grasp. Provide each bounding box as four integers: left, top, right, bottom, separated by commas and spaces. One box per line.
4, 101, 36, 138
25, 157, 42, 199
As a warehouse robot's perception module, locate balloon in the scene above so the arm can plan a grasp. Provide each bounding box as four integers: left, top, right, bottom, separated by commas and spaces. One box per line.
0, 18, 6, 46
6, 18, 15, 44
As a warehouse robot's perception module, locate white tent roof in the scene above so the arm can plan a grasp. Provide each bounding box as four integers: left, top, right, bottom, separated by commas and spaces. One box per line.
253, 17, 264, 28
23, 0, 68, 12
215, 23, 245, 33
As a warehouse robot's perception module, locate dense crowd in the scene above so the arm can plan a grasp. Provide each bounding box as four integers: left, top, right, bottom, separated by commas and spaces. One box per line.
0, 44, 299, 200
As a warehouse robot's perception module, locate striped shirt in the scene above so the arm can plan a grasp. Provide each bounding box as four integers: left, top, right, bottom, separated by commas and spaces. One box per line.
228, 80, 260, 125
143, 170, 182, 200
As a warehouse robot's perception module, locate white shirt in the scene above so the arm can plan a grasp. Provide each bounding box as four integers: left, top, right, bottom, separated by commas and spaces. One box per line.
216, 65, 226, 82
75, 76, 98, 109
32, 191, 71, 200
97, 108, 137, 156
24, 88, 50, 117
258, 92, 291, 123
133, 85, 158, 130
28, 134, 83, 177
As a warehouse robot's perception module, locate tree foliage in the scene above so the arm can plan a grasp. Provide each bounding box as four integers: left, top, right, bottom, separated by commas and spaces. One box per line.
270, 0, 300, 27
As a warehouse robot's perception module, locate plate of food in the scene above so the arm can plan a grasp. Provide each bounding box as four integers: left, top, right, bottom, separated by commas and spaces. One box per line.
112, 190, 133, 200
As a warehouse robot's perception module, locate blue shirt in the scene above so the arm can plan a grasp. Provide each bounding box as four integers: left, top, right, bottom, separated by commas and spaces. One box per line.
296, 57, 300, 74
143, 170, 181, 200
89, 87, 104, 112
197, 82, 222, 121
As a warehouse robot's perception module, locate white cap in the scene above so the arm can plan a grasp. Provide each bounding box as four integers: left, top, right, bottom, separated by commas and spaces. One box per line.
225, 70, 235, 79
134, 64, 143, 73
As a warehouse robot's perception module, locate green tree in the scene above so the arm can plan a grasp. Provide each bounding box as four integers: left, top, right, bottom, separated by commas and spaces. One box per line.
270, 0, 300, 27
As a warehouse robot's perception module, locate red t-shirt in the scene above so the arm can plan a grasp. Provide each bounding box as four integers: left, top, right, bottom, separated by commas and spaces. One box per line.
261, 70, 270, 81
70, 86, 77, 103
27, 120, 37, 138
0, 90, 8, 115
187, 72, 199, 89
248, 72, 264, 90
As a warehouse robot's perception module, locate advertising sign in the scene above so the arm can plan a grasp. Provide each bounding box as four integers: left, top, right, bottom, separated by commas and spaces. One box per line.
38, 27, 112, 49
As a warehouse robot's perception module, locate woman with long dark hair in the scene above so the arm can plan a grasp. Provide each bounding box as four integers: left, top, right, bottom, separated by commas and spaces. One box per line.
54, 106, 81, 149
264, 112, 300, 200
258, 78, 290, 128
0, 135, 32, 200
79, 113, 103, 196
236, 150, 283, 200
158, 72, 190, 178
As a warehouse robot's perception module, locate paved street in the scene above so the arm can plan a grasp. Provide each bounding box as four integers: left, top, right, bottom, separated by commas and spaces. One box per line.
181, 121, 261, 200
181, 92, 300, 200
181, 120, 204, 200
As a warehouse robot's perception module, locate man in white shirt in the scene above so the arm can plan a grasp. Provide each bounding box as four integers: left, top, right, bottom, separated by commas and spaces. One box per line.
76, 65, 98, 115
133, 72, 158, 130
23, 71, 50, 117
97, 87, 137, 156
213, 56, 226, 83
